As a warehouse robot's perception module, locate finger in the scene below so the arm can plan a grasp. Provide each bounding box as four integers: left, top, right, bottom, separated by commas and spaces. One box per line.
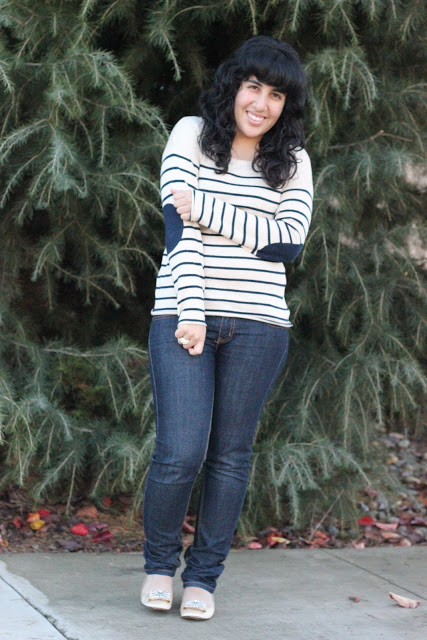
189, 341, 204, 356
176, 335, 196, 349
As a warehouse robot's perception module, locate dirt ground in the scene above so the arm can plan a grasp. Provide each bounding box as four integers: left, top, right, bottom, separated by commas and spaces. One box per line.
1, 432, 426, 555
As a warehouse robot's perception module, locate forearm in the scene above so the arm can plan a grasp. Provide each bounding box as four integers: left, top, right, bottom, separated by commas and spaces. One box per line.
160, 119, 206, 325
191, 189, 311, 263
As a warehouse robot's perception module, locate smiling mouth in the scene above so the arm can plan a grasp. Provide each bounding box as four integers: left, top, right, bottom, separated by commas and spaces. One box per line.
246, 111, 265, 124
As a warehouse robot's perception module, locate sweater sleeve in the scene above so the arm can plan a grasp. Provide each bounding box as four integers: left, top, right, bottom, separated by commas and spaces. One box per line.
190, 148, 313, 263
160, 117, 206, 326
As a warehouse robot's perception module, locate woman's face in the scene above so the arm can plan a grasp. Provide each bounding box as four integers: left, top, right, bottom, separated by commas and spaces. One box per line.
233, 75, 287, 146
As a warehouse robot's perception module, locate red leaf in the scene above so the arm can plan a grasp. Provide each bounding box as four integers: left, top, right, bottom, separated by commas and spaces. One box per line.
38, 509, 50, 518
71, 523, 89, 536
358, 516, 376, 526
102, 497, 112, 507
12, 517, 24, 529
92, 530, 113, 543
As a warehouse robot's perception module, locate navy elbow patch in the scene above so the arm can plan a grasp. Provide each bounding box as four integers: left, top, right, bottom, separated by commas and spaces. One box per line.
256, 242, 303, 263
163, 203, 184, 254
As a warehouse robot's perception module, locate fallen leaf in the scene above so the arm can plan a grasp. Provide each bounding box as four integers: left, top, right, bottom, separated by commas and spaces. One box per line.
309, 538, 329, 548
381, 531, 401, 540
29, 519, 45, 531
71, 523, 89, 536
386, 455, 399, 465
374, 522, 399, 531
363, 528, 382, 540
86, 521, 108, 532
348, 596, 360, 602
26, 512, 40, 523
247, 542, 263, 549
12, 517, 24, 529
102, 497, 112, 507
313, 530, 330, 540
358, 516, 376, 526
58, 539, 84, 552
352, 541, 365, 549
268, 535, 290, 545
76, 505, 98, 519
389, 592, 420, 608
398, 538, 412, 547
92, 530, 113, 543
38, 509, 50, 518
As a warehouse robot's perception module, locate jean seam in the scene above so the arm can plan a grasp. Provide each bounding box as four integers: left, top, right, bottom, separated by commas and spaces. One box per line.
254, 335, 290, 420
192, 384, 214, 548
145, 335, 184, 573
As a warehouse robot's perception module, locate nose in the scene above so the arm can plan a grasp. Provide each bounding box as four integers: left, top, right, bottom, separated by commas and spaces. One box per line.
252, 90, 268, 112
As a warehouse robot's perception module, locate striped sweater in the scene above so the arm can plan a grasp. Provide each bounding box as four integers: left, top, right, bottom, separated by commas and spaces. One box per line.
151, 116, 313, 328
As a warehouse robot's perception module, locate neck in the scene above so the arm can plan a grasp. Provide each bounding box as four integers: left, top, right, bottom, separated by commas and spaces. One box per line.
231, 132, 261, 161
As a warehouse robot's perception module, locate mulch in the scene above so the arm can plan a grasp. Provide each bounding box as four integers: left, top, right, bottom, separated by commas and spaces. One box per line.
1, 432, 426, 554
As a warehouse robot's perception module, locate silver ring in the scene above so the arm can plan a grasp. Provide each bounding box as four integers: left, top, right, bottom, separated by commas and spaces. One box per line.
179, 337, 190, 345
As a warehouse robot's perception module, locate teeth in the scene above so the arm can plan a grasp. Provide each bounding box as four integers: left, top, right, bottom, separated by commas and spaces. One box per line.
247, 112, 264, 123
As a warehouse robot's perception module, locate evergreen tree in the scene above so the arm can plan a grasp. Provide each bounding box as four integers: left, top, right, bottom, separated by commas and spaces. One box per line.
0, 1, 425, 533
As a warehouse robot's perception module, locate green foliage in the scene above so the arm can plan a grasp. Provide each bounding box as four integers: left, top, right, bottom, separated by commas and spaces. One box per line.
0, 0, 425, 530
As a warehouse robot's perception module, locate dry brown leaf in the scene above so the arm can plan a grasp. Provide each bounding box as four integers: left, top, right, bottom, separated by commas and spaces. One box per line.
348, 596, 360, 602
389, 592, 420, 608
76, 505, 98, 519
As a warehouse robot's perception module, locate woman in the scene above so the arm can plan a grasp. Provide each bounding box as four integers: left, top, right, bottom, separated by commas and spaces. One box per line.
141, 35, 313, 620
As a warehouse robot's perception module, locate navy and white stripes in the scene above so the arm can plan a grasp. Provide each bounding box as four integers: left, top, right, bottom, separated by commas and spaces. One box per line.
152, 116, 314, 328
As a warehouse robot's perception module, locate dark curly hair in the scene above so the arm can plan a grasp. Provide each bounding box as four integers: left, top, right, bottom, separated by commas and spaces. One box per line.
198, 36, 309, 189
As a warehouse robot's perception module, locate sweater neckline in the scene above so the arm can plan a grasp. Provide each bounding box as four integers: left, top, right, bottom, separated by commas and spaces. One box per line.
229, 157, 253, 164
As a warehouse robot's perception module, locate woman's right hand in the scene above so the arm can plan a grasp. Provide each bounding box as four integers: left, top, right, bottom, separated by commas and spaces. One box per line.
175, 323, 206, 356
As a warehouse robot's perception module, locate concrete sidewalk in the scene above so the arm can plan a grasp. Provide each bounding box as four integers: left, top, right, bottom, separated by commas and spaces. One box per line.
0, 547, 425, 640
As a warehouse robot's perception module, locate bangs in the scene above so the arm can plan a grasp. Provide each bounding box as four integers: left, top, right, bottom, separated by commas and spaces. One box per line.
238, 49, 302, 95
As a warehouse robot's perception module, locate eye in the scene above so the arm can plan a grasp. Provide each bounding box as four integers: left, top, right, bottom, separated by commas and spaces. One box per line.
272, 92, 285, 100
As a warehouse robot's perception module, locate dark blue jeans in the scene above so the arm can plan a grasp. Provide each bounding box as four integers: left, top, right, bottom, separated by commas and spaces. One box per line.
143, 315, 290, 594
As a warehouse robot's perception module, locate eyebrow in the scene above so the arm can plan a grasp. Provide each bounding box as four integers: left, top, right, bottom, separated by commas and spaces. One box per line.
246, 77, 285, 93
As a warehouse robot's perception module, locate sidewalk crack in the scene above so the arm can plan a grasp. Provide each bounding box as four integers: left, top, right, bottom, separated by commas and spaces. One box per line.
323, 551, 426, 601
0, 575, 77, 640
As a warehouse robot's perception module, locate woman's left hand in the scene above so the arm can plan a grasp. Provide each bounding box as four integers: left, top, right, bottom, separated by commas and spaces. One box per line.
171, 188, 192, 221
